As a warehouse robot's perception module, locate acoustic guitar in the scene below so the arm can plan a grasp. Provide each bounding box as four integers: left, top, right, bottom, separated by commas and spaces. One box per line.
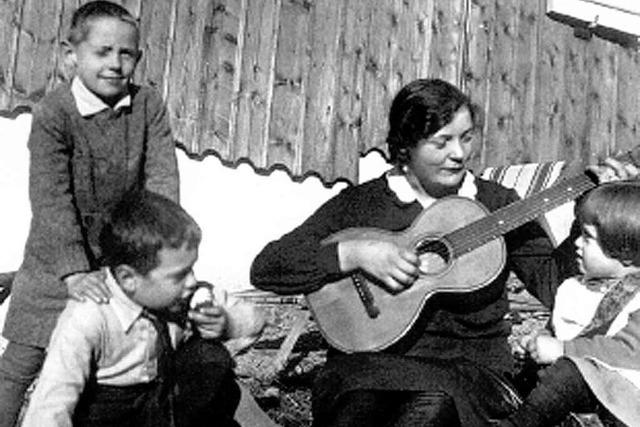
306, 158, 637, 353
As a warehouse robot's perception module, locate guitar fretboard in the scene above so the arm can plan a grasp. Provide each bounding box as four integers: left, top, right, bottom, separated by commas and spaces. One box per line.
446, 173, 595, 257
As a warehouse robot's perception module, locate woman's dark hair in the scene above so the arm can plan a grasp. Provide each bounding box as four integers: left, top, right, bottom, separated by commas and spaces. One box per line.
386, 78, 480, 165
99, 190, 201, 275
576, 180, 640, 266
68, 0, 138, 46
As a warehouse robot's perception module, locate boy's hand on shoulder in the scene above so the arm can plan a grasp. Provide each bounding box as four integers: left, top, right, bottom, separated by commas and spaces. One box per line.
65, 270, 110, 303
530, 334, 563, 364
189, 305, 227, 340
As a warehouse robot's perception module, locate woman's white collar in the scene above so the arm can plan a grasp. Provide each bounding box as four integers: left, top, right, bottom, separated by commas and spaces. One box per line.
387, 170, 478, 208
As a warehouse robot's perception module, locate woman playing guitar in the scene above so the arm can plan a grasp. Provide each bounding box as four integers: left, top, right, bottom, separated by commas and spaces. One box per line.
250, 78, 638, 426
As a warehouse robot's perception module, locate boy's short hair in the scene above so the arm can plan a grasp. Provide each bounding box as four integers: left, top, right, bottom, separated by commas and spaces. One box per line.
68, 0, 138, 45
99, 190, 201, 275
386, 78, 481, 165
576, 180, 640, 266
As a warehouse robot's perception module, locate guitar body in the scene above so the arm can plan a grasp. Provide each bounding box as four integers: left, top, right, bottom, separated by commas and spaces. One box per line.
306, 196, 506, 353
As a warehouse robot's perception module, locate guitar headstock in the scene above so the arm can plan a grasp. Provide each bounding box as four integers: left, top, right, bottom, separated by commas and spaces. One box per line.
617, 146, 640, 168
585, 145, 640, 183
560, 145, 640, 185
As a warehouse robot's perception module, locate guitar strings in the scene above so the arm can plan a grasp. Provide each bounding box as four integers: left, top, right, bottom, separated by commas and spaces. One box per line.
441, 175, 594, 257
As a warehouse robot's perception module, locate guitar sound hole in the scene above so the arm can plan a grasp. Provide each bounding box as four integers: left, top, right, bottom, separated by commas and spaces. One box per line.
415, 238, 450, 275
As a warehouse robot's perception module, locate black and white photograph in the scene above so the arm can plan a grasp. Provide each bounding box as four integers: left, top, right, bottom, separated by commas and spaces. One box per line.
1, 1, 640, 425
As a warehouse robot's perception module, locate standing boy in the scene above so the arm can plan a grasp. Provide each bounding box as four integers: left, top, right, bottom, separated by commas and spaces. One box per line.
0, 2, 180, 425
22, 190, 240, 427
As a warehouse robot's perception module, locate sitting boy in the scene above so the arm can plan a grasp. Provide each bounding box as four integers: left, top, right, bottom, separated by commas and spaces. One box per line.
22, 190, 240, 427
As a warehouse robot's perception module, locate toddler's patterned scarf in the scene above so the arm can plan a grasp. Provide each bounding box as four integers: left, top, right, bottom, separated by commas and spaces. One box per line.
579, 273, 640, 338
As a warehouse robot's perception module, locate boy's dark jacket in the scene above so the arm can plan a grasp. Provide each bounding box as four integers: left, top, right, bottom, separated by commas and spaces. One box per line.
3, 83, 178, 348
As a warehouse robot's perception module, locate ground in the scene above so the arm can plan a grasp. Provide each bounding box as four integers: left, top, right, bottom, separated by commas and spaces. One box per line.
235, 302, 322, 426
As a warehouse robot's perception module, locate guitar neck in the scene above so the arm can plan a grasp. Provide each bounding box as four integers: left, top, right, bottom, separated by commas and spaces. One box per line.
446, 173, 595, 256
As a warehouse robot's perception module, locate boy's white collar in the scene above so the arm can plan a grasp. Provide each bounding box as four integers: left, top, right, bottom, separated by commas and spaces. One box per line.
71, 77, 131, 117
103, 267, 144, 333
387, 169, 478, 208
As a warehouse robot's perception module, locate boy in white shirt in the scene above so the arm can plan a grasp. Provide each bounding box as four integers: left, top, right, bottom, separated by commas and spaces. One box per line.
23, 190, 240, 427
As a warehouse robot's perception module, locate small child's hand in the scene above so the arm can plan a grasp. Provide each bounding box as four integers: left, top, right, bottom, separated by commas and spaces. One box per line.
65, 270, 110, 303
189, 305, 227, 340
513, 334, 533, 360
529, 335, 563, 364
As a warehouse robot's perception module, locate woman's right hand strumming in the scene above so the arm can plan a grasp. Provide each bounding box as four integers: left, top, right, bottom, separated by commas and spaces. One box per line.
338, 239, 420, 294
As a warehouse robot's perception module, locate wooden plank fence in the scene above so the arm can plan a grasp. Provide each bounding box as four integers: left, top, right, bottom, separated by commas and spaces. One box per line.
1, 0, 640, 184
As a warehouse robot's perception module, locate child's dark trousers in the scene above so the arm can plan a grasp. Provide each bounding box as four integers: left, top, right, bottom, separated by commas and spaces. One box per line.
73, 337, 240, 427
502, 357, 623, 427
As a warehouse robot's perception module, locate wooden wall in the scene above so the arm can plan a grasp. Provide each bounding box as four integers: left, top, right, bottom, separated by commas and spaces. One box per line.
1, 0, 640, 184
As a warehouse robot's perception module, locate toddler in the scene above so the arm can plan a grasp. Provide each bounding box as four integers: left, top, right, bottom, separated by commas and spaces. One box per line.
504, 180, 640, 426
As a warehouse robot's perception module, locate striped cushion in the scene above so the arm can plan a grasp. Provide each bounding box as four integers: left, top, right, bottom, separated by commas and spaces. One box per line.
480, 161, 566, 199
480, 161, 574, 247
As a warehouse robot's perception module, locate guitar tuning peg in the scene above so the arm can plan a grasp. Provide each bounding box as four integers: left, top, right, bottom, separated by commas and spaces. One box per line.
625, 149, 640, 167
